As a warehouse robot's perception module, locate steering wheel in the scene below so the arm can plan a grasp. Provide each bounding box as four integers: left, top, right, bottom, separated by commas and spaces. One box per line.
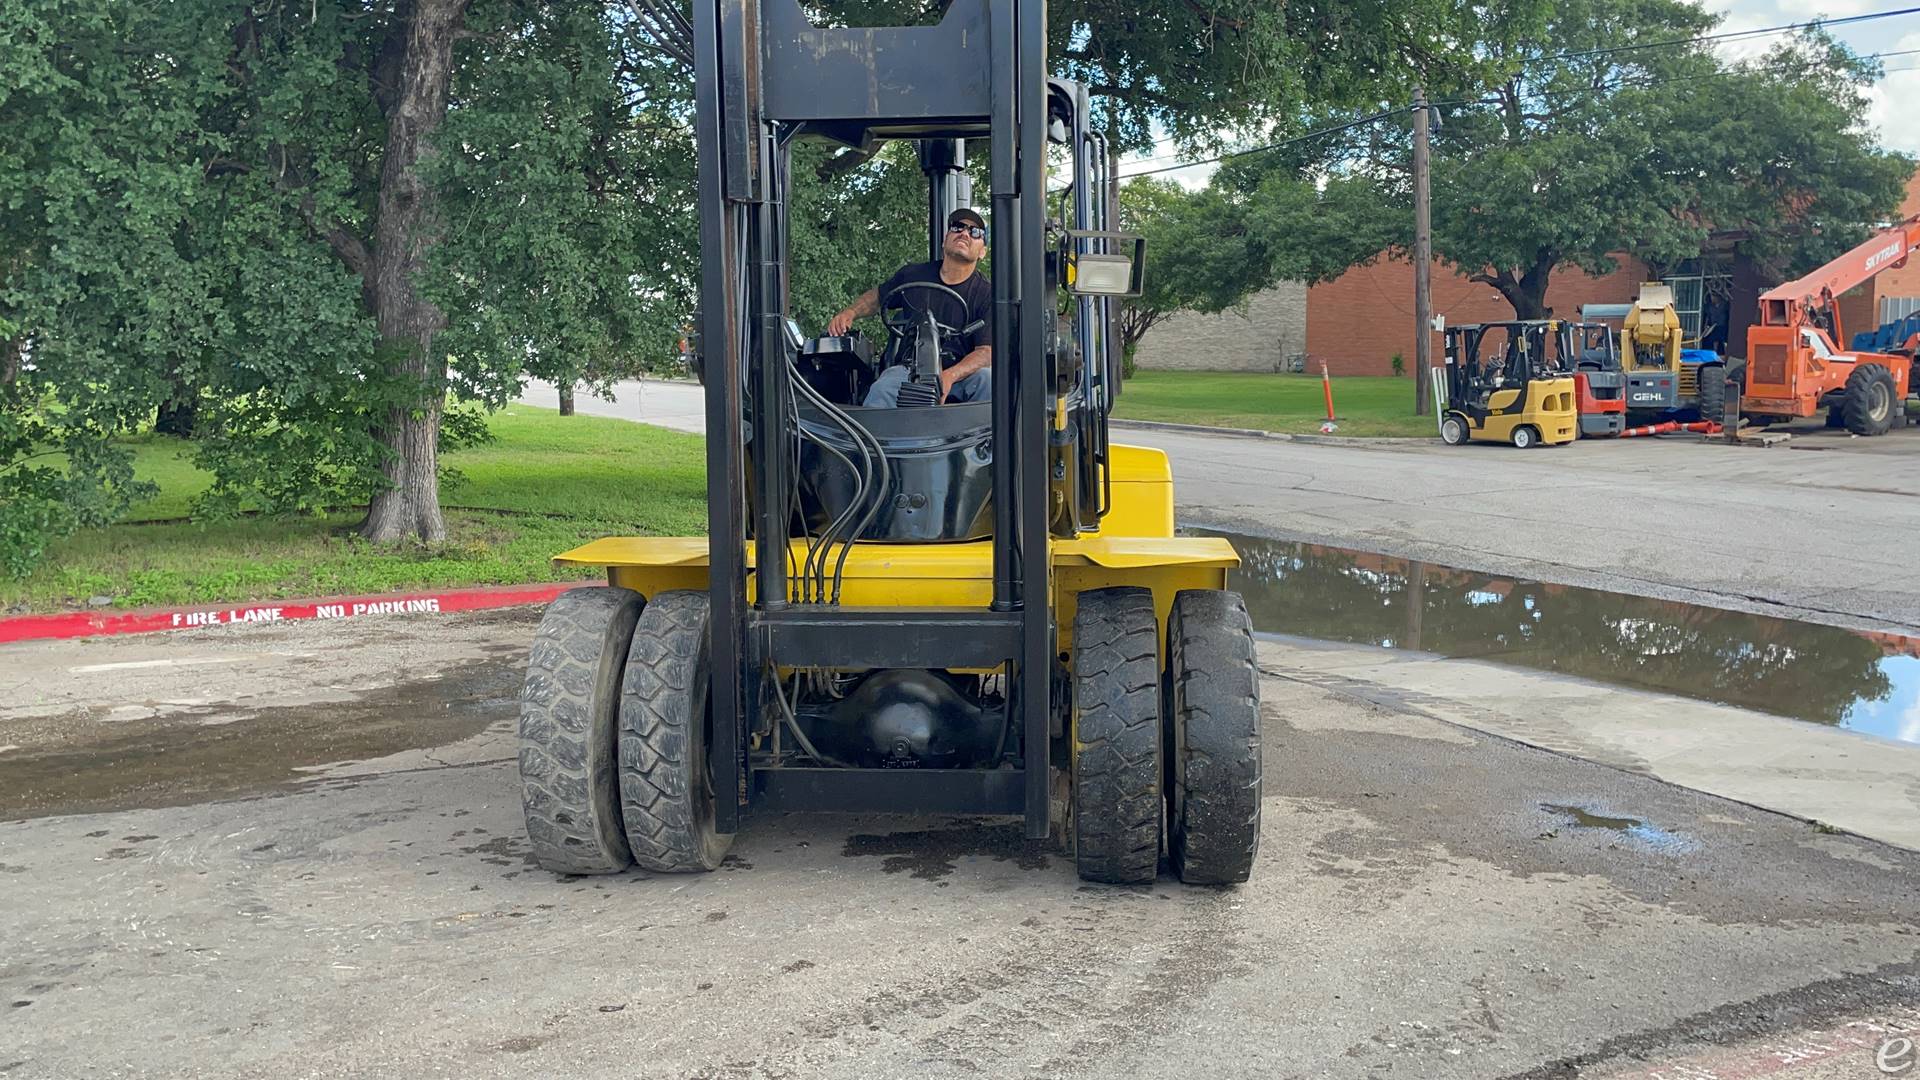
881, 280, 973, 344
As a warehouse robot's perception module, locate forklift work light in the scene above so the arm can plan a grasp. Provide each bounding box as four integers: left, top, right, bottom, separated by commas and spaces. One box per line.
1064, 230, 1146, 298
1069, 254, 1135, 295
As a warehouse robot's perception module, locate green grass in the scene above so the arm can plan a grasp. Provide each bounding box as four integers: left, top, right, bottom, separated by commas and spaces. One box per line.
1113, 371, 1436, 437
2, 407, 708, 614
5, 375, 1426, 614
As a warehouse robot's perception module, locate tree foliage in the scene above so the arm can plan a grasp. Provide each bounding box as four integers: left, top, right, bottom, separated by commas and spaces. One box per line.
1214, 0, 1912, 319
0, 0, 1531, 575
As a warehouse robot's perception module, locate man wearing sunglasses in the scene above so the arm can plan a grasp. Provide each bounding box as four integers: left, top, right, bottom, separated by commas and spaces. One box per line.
828, 208, 993, 406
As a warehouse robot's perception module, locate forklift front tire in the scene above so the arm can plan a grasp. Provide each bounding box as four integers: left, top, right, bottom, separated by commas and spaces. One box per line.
519, 586, 644, 876
1440, 416, 1468, 446
1165, 590, 1262, 886
1071, 587, 1163, 885
619, 590, 733, 873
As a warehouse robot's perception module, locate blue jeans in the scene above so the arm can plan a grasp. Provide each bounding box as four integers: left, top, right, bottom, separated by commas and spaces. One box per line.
863, 366, 992, 407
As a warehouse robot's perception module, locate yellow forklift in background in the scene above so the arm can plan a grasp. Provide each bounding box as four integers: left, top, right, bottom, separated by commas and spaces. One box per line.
1437, 320, 1577, 448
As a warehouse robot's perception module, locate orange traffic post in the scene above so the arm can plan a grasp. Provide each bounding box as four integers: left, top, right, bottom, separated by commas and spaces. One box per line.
1320, 360, 1338, 434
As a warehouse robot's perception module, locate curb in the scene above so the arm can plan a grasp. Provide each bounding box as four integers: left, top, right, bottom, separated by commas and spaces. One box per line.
1110, 419, 1291, 440
0, 580, 590, 646
1111, 418, 1435, 447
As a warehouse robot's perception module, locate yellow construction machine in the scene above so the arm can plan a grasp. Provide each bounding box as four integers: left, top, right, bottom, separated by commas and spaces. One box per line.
1620, 283, 1684, 417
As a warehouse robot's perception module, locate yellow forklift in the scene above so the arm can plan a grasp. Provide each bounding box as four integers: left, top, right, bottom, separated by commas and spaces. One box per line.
513, 0, 1263, 886
1437, 320, 1577, 448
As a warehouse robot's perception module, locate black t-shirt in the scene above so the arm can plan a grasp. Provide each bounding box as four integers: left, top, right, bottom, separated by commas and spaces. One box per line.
879, 261, 992, 368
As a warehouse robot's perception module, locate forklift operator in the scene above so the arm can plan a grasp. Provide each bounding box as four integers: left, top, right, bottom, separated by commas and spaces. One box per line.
827, 208, 994, 406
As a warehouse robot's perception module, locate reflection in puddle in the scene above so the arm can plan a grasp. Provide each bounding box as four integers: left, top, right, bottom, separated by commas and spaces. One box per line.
1539, 803, 1697, 855
1205, 529, 1920, 745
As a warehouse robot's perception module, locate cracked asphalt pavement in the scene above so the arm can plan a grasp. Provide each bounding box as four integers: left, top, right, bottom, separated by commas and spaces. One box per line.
2, 609, 1916, 1078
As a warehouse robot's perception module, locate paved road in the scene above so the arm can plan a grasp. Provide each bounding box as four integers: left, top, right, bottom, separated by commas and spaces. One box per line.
1134, 424, 1920, 634
516, 380, 1920, 632
519, 378, 707, 434
4, 611, 1918, 1079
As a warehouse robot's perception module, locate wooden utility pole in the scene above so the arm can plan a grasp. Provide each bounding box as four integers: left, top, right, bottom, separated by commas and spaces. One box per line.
1412, 88, 1433, 415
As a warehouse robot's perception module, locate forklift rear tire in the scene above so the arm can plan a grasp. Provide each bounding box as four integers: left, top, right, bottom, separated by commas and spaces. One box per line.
519, 586, 643, 875
1440, 416, 1468, 445
1843, 364, 1896, 436
1165, 590, 1262, 886
618, 590, 733, 873
1511, 425, 1538, 449
1071, 587, 1163, 885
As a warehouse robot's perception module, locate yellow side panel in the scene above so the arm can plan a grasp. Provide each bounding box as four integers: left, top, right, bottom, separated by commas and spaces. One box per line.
1103, 442, 1175, 537
581, 532, 1238, 656
1488, 388, 1521, 412
575, 436, 1227, 638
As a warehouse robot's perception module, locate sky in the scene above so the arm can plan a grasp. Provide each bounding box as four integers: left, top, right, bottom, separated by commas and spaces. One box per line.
1119, 0, 1920, 188
1709, 0, 1920, 154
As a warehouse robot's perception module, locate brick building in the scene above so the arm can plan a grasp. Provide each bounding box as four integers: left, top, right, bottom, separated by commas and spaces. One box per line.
1133, 167, 1920, 376
1303, 257, 1649, 376
1131, 257, 1650, 377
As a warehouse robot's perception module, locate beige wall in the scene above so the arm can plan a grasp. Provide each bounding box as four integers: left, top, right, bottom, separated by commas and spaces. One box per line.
1132, 281, 1309, 372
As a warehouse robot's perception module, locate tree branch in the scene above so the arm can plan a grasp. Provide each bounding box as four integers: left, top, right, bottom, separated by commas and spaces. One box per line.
298, 193, 373, 280
623, 0, 694, 68
815, 145, 881, 182
1180, 0, 1248, 34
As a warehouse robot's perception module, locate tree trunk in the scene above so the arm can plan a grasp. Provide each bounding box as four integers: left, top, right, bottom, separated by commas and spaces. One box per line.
558, 382, 575, 415
0, 336, 19, 387
155, 398, 198, 438
358, 0, 470, 545
1502, 288, 1549, 320
1476, 250, 1556, 322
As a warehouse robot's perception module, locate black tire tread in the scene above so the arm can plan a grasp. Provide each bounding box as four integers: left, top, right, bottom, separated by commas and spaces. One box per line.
518, 587, 642, 875
1072, 587, 1162, 885
618, 590, 732, 873
1694, 363, 1728, 423
1167, 589, 1262, 886
1843, 363, 1896, 436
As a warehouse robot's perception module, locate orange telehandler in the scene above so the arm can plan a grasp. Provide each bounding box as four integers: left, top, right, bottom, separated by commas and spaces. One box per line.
1735, 214, 1920, 435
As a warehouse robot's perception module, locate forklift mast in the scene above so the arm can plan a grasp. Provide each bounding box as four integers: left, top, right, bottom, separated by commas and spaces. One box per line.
688, 0, 1120, 837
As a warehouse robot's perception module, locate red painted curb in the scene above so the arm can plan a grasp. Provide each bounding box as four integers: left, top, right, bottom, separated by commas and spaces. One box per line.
0, 581, 591, 645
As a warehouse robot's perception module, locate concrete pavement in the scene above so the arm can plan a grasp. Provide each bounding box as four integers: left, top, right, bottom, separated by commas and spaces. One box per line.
519, 378, 707, 434
4, 610, 1920, 1078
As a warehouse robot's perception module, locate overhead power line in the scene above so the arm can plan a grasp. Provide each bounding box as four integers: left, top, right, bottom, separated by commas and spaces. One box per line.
1119, 109, 1402, 178
1538, 4, 1920, 65
1117, 4, 1920, 172
1117, 18, 1920, 181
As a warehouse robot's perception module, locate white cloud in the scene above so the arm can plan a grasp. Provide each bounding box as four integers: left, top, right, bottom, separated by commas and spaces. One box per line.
1706, 0, 1920, 152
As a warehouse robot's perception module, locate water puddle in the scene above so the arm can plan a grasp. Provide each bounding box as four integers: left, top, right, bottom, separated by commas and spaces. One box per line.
1203, 529, 1920, 745
1538, 803, 1697, 855
0, 660, 519, 820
